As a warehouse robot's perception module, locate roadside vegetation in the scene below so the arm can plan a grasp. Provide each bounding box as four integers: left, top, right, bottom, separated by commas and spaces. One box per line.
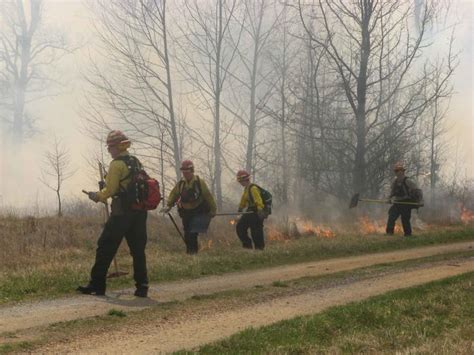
1, 211, 473, 305
196, 272, 474, 354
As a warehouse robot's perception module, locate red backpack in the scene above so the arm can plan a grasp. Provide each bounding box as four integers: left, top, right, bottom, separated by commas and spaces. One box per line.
115, 156, 161, 211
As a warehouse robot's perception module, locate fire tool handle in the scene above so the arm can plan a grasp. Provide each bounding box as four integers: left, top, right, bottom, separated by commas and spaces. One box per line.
215, 212, 253, 216
98, 161, 110, 218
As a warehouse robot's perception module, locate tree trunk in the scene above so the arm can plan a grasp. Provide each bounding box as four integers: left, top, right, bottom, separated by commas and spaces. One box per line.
213, 0, 223, 209
352, 3, 371, 194
162, 0, 181, 180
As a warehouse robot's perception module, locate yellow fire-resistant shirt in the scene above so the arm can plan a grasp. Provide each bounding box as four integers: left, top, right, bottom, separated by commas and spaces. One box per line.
239, 184, 264, 211
96, 151, 133, 203
167, 175, 217, 213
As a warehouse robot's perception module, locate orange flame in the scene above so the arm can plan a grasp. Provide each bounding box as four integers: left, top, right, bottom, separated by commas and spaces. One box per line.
229, 219, 236, 225
461, 205, 474, 224
295, 219, 336, 238
358, 216, 402, 235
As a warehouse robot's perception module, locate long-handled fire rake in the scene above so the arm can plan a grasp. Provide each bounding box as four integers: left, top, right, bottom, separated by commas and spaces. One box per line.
349, 193, 422, 209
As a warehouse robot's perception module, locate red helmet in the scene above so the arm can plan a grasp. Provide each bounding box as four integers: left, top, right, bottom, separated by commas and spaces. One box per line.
180, 160, 194, 172
236, 170, 250, 182
393, 162, 406, 172
106, 130, 130, 147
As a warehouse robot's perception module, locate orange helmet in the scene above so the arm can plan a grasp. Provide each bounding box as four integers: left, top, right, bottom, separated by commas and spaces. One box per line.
180, 160, 194, 172
236, 170, 250, 182
106, 130, 130, 147
393, 162, 406, 172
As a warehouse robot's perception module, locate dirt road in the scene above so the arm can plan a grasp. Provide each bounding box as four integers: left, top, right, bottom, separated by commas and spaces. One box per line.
0, 241, 472, 336
40, 257, 474, 353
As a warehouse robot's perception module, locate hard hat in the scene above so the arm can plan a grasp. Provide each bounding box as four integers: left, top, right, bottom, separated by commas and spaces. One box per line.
236, 170, 250, 182
106, 130, 130, 147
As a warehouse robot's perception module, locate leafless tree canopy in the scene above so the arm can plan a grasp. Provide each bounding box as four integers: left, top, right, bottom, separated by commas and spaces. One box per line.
81, 0, 457, 211
0, 0, 71, 144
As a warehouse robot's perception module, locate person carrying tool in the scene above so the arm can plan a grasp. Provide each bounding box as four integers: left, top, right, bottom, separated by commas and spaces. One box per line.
386, 162, 422, 237
161, 160, 216, 254
77, 130, 149, 297
235, 170, 269, 250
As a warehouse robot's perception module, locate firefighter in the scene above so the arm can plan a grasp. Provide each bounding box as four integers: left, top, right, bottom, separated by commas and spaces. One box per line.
386, 162, 420, 237
77, 130, 149, 297
235, 170, 266, 250
162, 160, 216, 254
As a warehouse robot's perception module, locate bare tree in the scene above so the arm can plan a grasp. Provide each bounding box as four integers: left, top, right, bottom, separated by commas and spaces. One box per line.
298, 0, 456, 196
0, 0, 71, 144
39, 135, 75, 217
84, 0, 182, 182
175, 0, 243, 209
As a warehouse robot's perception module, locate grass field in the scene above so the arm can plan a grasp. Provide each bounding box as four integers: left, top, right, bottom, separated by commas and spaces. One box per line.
0, 211, 473, 305
195, 272, 474, 354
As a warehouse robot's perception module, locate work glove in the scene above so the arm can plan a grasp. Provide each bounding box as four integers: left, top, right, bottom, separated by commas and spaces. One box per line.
237, 207, 243, 213
257, 209, 267, 220
160, 206, 171, 214
88, 192, 99, 203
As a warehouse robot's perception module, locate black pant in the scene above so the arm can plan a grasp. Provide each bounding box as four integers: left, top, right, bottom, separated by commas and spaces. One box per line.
386, 204, 412, 236
181, 211, 199, 254
90, 210, 148, 290
236, 213, 264, 250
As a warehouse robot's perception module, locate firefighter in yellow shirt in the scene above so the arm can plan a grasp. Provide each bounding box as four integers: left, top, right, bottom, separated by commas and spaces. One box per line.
162, 160, 216, 254
77, 130, 149, 297
236, 170, 266, 250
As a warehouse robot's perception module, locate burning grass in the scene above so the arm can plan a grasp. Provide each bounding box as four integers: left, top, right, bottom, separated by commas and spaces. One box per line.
0, 211, 473, 305
460, 205, 474, 225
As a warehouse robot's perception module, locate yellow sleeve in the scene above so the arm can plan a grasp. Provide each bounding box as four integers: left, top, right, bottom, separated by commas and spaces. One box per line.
250, 185, 264, 211
199, 179, 217, 214
239, 190, 247, 210
96, 160, 127, 203
167, 183, 181, 208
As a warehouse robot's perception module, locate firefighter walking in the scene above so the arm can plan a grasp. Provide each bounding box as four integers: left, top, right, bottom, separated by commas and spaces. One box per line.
235, 170, 267, 250
386, 162, 422, 237
77, 130, 149, 297
162, 160, 216, 254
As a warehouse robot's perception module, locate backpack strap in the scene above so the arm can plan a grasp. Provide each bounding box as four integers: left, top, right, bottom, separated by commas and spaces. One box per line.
179, 176, 201, 194
402, 176, 411, 197
247, 183, 260, 206
113, 155, 141, 186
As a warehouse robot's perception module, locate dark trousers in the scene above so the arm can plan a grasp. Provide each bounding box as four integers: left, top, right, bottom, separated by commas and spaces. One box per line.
236, 213, 264, 250
386, 204, 412, 236
181, 212, 199, 254
90, 211, 148, 290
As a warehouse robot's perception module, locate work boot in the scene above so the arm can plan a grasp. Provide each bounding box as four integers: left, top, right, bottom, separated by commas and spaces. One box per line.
134, 285, 149, 298
76, 283, 105, 296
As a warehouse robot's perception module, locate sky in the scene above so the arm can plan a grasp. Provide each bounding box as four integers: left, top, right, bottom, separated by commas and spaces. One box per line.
0, 0, 472, 211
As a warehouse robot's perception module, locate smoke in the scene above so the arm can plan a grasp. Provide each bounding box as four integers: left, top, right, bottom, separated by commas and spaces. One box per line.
0, 0, 472, 214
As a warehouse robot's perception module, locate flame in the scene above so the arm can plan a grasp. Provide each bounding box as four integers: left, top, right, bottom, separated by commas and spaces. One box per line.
266, 225, 289, 241
460, 205, 474, 224
229, 219, 236, 225
294, 219, 336, 238
358, 216, 402, 235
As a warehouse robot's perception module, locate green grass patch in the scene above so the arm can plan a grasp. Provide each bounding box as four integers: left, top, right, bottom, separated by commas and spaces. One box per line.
107, 309, 127, 318
196, 272, 474, 354
0, 226, 473, 305
0, 341, 34, 354
272, 280, 289, 288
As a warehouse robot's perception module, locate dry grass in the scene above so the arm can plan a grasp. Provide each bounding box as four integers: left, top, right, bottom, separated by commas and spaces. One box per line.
1, 208, 473, 305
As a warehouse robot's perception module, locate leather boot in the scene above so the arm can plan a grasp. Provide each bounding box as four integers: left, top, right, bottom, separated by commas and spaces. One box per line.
76, 283, 105, 296
134, 285, 149, 298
